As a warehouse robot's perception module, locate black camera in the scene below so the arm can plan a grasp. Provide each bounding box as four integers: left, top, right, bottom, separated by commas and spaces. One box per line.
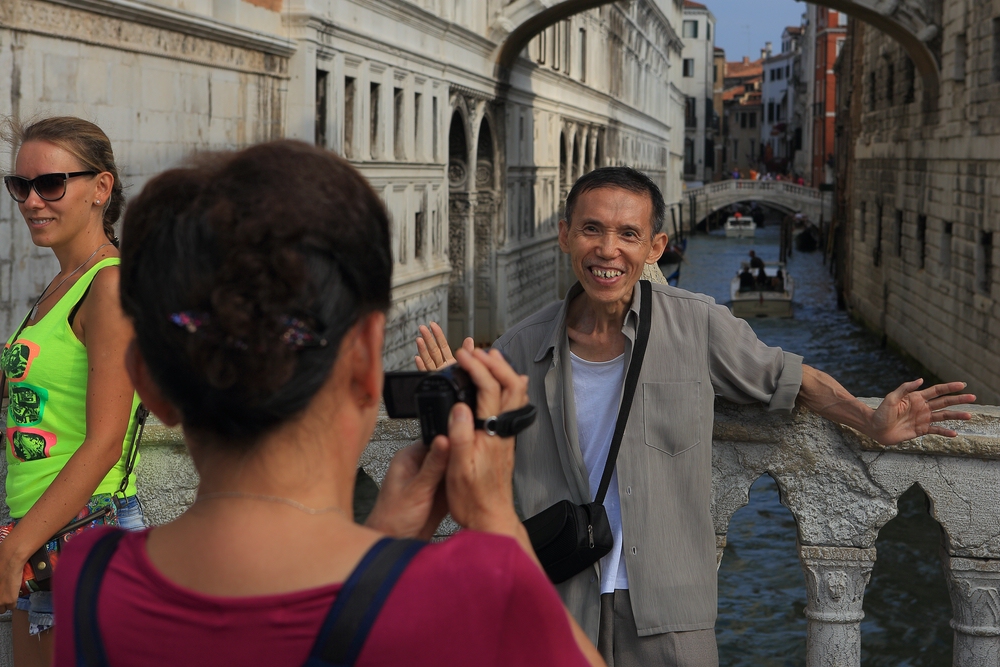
383, 366, 477, 445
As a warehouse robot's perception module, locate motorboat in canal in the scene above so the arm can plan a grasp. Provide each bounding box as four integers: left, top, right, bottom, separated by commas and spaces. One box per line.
730, 261, 794, 318
724, 216, 756, 238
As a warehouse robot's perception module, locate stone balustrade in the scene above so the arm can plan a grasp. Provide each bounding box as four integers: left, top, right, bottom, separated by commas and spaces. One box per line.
684, 180, 832, 225
0, 400, 998, 665
711, 399, 1000, 666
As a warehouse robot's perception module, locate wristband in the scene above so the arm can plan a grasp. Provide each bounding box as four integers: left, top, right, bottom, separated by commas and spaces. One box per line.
475, 404, 537, 438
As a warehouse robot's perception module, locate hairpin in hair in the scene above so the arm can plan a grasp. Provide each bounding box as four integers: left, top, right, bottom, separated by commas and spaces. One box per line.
169, 311, 206, 333
169, 312, 326, 351
280, 316, 328, 350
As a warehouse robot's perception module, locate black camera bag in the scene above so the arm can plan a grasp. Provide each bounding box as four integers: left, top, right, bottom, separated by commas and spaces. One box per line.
523, 280, 652, 585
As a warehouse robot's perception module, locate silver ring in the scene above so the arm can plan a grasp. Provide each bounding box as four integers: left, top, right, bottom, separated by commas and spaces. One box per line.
483, 416, 499, 436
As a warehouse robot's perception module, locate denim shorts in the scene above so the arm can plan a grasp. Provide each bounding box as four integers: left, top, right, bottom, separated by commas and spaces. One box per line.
15, 495, 145, 635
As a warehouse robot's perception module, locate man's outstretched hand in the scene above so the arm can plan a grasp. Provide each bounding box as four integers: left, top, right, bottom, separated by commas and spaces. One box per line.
798, 365, 976, 446
869, 379, 976, 445
415, 322, 475, 371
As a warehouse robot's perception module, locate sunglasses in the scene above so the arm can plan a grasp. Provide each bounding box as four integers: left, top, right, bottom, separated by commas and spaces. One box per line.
3, 171, 97, 203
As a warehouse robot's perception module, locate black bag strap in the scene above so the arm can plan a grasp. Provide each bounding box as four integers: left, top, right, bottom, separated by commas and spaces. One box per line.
72, 533, 426, 667
114, 403, 149, 507
594, 280, 652, 505
306, 537, 426, 667
74, 529, 127, 667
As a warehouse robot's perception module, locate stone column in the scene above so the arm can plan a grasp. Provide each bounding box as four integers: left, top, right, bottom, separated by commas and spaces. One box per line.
946, 556, 1000, 666
799, 546, 876, 667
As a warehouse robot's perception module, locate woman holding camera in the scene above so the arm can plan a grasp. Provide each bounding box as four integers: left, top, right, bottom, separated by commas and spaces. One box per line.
1, 117, 144, 667
51, 140, 603, 666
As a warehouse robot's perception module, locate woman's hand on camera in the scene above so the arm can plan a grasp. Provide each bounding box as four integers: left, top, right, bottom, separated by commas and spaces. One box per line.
444, 348, 528, 537
414, 322, 474, 371
365, 438, 450, 542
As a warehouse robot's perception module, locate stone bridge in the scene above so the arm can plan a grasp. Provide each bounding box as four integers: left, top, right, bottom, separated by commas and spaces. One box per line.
685, 180, 833, 226
2, 401, 993, 666
490, 0, 943, 107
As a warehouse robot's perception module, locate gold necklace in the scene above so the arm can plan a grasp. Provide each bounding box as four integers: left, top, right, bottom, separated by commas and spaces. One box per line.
30, 243, 112, 320
194, 491, 346, 516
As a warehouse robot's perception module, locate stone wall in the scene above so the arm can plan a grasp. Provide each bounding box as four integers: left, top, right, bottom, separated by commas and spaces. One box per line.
0, 0, 290, 337
843, 0, 1000, 404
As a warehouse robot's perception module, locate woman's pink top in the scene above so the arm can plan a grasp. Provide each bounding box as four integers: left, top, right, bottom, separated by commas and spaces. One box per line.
53, 528, 589, 667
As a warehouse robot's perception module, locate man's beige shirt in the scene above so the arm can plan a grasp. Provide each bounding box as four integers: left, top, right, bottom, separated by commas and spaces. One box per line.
494, 281, 803, 640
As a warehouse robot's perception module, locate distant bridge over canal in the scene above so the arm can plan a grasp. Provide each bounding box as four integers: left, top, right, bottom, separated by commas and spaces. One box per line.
682, 180, 833, 229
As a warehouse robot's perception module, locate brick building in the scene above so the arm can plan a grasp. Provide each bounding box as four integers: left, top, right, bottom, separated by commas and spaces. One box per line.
837, 3, 1000, 403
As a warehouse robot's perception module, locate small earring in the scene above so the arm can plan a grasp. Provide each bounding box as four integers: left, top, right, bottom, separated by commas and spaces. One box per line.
95, 200, 101, 205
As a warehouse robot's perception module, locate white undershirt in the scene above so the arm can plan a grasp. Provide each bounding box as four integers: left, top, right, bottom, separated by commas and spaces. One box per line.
570, 351, 628, 594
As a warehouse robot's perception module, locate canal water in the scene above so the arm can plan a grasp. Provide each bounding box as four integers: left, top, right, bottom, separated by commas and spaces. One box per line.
674, 212, 953, 665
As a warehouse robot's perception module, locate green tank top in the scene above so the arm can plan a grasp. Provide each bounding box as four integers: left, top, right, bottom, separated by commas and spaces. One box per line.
2, 258, 140, 518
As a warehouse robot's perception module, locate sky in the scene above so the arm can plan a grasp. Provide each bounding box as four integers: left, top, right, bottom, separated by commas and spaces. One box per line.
702, 0, 809, 61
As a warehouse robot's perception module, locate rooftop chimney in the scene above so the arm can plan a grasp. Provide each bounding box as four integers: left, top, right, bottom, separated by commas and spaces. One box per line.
743, 56, 750, 65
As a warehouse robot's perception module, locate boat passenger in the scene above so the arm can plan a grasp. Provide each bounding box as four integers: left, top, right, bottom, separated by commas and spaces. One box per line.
772, 268, 785, 292
755, 266, 769, 288
748, 250, 765, 270
739, 267, 756, 291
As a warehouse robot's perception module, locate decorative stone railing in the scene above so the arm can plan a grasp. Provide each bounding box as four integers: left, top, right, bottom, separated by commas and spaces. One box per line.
711, 399, 1000, 667
0, 400, 997, 666
684, 180, 833, 224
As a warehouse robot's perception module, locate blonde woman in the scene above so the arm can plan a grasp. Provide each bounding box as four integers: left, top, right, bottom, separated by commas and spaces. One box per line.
1, 117, 143, 667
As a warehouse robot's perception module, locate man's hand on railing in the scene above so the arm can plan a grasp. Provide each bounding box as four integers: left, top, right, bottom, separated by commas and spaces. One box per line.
797, 365, 977, 446
414, 321, 475, 371
868, 379, 977, 444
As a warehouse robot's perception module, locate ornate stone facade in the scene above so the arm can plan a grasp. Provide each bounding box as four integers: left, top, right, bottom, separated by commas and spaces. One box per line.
1, 0, 686, 366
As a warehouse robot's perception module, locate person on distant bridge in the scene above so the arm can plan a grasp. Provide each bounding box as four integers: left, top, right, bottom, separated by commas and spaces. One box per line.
414, 166, 975, 667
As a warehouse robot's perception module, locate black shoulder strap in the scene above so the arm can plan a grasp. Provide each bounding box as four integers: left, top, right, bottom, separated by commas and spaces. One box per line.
67, 282, 94, 328
67, 263, 118, 327
115, 403, 149, 507
74, 530, 127, 667
594, 280, 652, 504
306, 538, 426, 667
72, 533, 425, 667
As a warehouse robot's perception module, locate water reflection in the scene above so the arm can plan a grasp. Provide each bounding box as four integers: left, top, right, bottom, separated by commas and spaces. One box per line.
716, 475, 807, 667
677, 213, 952, 664
861, 486, 953, 666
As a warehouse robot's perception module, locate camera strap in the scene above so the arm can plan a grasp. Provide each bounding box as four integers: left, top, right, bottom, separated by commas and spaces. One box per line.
474, 404, 537, 438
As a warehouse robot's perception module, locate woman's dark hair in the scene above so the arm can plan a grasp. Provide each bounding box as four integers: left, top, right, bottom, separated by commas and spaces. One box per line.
4, 116, 125, 245
119, 140, 392, 443
563, 166, 666, 235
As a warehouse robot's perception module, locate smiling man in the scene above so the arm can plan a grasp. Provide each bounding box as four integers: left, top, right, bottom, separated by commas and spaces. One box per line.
415, 167, 974, 667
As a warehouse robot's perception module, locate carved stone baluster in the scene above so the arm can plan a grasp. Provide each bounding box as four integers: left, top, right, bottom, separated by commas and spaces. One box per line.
946, 557, 1000, 666
799, 546, 876, 667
